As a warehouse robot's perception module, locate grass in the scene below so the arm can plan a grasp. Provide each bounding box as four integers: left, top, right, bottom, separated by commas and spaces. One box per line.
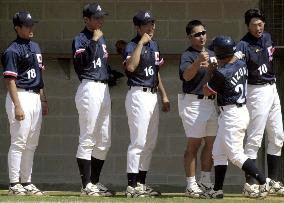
0, 191, 283, 203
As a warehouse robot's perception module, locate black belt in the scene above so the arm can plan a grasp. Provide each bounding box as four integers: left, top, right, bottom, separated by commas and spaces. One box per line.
129, 86, 158, 94
24, 88, 40, 93
197, 94, 216, 100
267, 80, 276, 85
220, 103, 244, 111
94, 80, 108, 84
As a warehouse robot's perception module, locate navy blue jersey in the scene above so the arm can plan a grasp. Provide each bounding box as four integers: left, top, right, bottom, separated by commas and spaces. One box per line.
179, 47, 217, 95
236, 32, 275, 85
208, 60, 248, 106
123, 35, 162, 88
1, 37, 44, 90
72, 27, 109, 82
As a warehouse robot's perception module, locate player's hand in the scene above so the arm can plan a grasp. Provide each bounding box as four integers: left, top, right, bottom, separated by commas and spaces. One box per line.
15, 105, 25, 121
198, 51, 209, 68
161, 97, 170, 112
93, 29, 103, 41
139, 33, 152, 45
234, 51, 245, 59
41, 101, 48, 116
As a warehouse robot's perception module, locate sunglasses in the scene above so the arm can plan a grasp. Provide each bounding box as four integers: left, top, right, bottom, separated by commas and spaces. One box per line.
191, 30, 207, 37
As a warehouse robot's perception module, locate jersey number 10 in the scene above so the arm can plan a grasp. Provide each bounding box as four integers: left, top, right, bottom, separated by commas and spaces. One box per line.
258, 64, 268, 75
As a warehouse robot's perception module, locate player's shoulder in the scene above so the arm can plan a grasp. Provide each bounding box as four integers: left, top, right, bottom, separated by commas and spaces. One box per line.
181, 47, 196, 59
30, 41, 41, 49
262, 32, 272, 42
73, 31, 88, 43
3, 41, 19, 56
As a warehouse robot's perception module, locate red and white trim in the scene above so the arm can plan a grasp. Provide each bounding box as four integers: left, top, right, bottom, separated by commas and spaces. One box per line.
123, 55, 131, 67
74, 48, 86, 58
206, 83, 217, 94
3, 71, 17, 77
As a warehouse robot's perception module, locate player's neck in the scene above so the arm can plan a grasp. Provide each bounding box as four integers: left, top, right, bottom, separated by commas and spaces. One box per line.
191, 44, 204, 52
218, 56, 236, 66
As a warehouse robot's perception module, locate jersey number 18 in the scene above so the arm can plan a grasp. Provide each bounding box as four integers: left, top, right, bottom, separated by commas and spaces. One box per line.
27, 69, 36, 79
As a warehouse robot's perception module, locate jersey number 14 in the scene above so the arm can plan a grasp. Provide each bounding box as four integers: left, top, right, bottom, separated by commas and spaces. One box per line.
92, 58, 102, 68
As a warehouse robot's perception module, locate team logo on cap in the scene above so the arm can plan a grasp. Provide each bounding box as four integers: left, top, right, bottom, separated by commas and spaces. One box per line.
145, 12, 150, 18
97, 5, 102, 11
27, 13, 32, 19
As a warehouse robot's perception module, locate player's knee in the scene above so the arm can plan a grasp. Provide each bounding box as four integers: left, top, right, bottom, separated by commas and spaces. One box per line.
10, 143, 26, 151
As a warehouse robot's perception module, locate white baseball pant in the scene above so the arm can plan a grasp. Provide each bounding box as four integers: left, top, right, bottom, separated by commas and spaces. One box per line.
6, 89, 42, 183
213, 105, 250, 168
75, 79, 111, 160
178, 94, 218, 138
245, 83, 284, 159
126, 86, 159, 173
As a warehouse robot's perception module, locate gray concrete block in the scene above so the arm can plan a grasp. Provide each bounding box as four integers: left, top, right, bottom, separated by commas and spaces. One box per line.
187, 1, 222, 20
152, 2, 186, 20
44, 2, 81, 20
116, 2, 151, 20
8, 2, 43, 19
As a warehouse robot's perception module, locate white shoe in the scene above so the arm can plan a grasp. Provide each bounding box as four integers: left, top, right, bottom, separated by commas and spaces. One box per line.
8, 184, 26, 196
185, 182, 203, 198
197, 180, 214, 192
200, 188, 224, 199
94, 182, 115, 196
242, 183, 259, 198
125, 185, 149, 198
137, 182, 161, 197
23, 184, 44, 196
81, 182, 101, 196
258, 178, 272, 199
269, 180, 284, 196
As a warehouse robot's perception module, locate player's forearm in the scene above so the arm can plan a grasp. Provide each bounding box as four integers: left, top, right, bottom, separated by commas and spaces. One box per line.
5, 78, 21, 107
183, 59, 201, 81
157, 73, 168, 100
40, 89, 47, 102
74, 41, 98, 67
126, 43, 143, 72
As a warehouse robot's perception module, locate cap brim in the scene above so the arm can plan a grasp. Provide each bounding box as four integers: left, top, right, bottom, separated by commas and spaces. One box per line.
23, 20, 38, 27
141, 17, 155, 25
93, 11, 108, 18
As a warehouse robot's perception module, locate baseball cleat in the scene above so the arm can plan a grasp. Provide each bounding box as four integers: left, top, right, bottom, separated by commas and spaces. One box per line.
268, 179, 284, 196
185, 182, 203, 198
23, 184, 44, 196
137, 182, 161, 197
242, 183, 259, 198
94, 182, 115, 196
257, 178, 273, 199
200, 188, 224, 199
8, 184, 26, 196
197, 180, 214, 192
125, 185, 149, 198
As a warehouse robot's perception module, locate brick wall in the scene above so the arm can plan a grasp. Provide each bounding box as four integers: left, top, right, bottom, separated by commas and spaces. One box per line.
0, 0, 260, 191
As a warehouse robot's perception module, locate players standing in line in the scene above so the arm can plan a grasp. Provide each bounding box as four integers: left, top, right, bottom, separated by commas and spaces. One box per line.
236, 8, 284, 197
201, 35, 271, 199
1, 11, 48, 196
123, 10, 170, 198
178, 20, 217, 198
72, 2, 114, 196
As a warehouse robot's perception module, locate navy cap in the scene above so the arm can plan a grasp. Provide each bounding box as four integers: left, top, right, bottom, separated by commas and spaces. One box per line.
83, 2, 108, 18
13, 11, 37, 27
133, 10, 155, 26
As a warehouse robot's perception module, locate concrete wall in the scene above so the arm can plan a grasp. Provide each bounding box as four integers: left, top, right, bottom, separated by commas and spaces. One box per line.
0, 0, 259, 191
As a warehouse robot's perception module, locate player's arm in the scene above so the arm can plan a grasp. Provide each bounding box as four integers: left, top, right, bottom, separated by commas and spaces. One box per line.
125, 33, 151, 72
183, 51, 209, 81
40, 88, 48, 116
158, 73, 170, 112
203, 71, 223, 96
5, 78, 24, 121
73, 30, 103, 67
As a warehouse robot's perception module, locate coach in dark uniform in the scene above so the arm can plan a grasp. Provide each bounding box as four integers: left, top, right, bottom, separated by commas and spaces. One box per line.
236, 8, 284, 196
1, 11, 48, 196
178, 20, 217, 198
72, 2, 114, 196
123, 10, 170, 198
202, 35, 270, 199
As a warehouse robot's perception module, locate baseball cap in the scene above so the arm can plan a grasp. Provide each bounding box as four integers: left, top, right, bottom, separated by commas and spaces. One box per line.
83, 2, 108, 18
133, 10, 155, 26
13, 11, 37, 27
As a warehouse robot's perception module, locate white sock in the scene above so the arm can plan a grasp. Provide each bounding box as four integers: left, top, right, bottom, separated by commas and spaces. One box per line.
186, 176, 196, 188
200, 171, 211, 183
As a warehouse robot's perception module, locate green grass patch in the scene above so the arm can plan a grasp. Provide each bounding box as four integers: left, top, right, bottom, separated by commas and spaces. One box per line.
0, 191, 283, 202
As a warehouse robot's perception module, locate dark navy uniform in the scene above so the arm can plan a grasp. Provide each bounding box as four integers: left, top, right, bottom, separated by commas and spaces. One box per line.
124, 35, 161, 88
237, 32, 284, 162
208, 60, 248, 106
179, 47, 216, 95
2, 37, 44, 91
72, 27, 109, 82
236, 32, 275, 85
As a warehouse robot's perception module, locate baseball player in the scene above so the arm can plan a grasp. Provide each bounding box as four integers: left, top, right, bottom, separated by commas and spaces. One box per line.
178, 20, 217, 198
236, 8, 284, 196
201, 35, 272, 199
72, 2, 114, 196
123, 10, 170, 198
1, 11, 48, 196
